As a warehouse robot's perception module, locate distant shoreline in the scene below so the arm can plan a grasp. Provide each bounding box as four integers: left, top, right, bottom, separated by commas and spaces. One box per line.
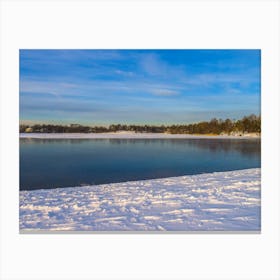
20, 132, 261, 139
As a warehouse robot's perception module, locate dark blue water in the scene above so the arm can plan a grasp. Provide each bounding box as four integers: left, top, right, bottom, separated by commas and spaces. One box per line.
20, 138, 261, 190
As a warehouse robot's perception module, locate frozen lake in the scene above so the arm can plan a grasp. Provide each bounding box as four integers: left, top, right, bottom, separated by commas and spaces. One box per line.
20, 138, 261, 190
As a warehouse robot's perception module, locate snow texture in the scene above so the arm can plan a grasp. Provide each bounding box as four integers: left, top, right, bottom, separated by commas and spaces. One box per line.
19, 168, 261, 232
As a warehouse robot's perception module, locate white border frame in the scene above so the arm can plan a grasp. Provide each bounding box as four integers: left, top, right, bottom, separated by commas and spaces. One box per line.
1, 0, 280, 279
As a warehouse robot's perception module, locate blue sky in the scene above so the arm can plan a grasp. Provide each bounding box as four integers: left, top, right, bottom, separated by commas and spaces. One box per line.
20, 49, 260, 125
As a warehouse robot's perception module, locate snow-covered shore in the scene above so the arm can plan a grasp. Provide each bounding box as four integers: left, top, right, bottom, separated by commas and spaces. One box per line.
20, 132, 260, 139
20, 168, 261, 232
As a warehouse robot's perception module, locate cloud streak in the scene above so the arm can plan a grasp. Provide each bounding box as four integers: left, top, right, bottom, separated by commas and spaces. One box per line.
150, 88, 180, 96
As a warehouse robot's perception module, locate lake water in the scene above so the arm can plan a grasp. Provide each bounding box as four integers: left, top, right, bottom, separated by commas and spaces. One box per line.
20, 138, 261, 190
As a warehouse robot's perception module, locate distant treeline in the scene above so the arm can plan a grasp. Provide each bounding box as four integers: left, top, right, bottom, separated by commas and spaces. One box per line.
20, 114, 261, 135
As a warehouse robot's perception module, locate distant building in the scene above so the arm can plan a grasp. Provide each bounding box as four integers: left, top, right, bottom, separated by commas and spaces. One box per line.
25, 127, 33, 133
70, 124, 81, 128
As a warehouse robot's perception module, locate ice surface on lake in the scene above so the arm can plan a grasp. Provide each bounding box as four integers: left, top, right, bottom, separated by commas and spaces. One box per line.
19, 168, 261, 231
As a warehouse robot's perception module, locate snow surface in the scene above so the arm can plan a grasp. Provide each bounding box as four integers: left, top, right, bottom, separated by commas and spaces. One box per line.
20, 132, 260, 139
19, 168, 261, 232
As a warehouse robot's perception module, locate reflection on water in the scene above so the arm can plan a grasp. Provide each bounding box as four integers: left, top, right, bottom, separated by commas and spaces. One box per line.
20, 138, 260, 190
21, 138, 260, 158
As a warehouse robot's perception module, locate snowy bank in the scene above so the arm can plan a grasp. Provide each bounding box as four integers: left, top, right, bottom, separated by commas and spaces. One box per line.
20, 168, 261, 232
20, 132, 260, 139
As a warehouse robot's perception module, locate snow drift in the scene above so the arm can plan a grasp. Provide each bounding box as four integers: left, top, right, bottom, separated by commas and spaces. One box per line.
20, 168, 261, 231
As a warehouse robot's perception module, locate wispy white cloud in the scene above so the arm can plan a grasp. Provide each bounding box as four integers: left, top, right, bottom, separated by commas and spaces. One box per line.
20, 79, 183, 98
115, 70, 134, 77
181, 72, 259, 86
139, 53, 163, 76
150, 88, 180, 96
138, 53, 185, 78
